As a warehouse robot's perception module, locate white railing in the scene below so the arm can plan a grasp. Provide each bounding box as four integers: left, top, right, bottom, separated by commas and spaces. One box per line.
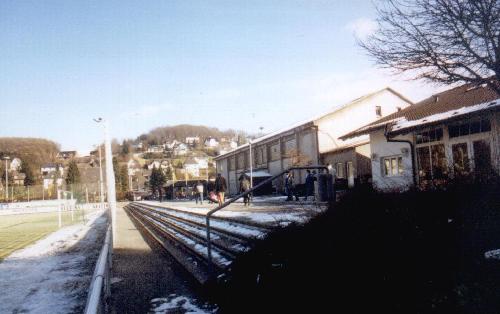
84, 224, 112, 314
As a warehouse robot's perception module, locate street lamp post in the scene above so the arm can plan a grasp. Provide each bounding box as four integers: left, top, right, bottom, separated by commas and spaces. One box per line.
248, 139, 253, 189
3, 156, 9, 201
94, 118, 117, 242
96, 144, 104, 208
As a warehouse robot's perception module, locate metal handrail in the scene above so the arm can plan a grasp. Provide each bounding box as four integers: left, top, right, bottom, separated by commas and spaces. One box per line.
205, 165, 329, 272
84, 224, 112, 314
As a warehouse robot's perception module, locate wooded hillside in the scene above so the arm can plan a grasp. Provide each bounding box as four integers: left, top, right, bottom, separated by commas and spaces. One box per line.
0, 137, 60, 175
136, 124, 248, 145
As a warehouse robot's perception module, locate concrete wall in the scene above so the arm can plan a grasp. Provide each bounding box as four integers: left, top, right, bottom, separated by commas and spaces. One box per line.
316, 90, 411, 154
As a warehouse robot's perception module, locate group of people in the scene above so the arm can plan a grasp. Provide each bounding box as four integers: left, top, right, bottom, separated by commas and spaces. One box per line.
193, 169, 318, 207
192, 173, 229, 206
192, 173, 252, 207
285, 169, 317, 202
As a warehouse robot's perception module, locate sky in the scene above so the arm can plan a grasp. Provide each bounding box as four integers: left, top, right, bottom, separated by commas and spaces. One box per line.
0, 0, 443, 154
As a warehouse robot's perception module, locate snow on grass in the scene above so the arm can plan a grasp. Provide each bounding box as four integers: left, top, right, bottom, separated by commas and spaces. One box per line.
150, 294, 217, 313
0, 209, 107, 314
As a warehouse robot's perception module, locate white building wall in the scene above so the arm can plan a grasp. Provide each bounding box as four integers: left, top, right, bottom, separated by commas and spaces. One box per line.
316, 90, 411, 154
370, 129, 414, 192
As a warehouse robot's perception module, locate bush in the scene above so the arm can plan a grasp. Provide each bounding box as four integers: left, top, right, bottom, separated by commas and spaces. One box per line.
211, 180, 500, 313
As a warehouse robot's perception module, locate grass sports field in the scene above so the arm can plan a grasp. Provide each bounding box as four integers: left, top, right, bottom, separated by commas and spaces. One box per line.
0, 210, 87, 260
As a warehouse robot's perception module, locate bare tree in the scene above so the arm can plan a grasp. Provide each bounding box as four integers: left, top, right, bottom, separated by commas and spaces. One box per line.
360, 0, 500, 93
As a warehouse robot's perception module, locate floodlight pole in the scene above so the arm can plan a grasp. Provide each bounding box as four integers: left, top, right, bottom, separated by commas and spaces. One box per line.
94, 118, 117, 242
3, 157, 9, 201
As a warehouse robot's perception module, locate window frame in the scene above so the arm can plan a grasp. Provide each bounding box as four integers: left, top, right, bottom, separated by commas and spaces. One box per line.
382, 155, 404, 177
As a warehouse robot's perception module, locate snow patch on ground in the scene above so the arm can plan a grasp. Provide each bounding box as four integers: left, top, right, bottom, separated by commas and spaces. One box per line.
150, 294, 217, 313
0, 209, 107, 314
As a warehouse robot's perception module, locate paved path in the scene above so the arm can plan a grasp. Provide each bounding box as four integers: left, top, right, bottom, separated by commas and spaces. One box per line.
110, 203, 207, 313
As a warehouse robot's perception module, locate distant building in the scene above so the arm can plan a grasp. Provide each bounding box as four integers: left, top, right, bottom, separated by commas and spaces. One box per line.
11, 171, 26, 185
9, 158, 22, 172
127, 159, 141, 176
185, 136, 200, 145
204, 137, 219, 148
173, 143, 189, 156
41, 163, 64, 177
57, 151, 77, 160
184, 157, 209, 177
165, 140, 181, 150
146, 145, 164, 153
215, 88, 412, 194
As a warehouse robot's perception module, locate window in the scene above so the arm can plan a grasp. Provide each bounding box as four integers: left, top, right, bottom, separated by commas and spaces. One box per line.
416, 128, 443, 144
270, 143, 281, 161
473, 140, 492, 174
284, 139, 297, 156
237, 153, 245, 169
417, 144, 447, 180
336, 163, 345, 178
452, 143, 470, 175
448, 118, 491, 138
229, 157, 236, 171
375, 106, 382, 117
383, 156, 404, 176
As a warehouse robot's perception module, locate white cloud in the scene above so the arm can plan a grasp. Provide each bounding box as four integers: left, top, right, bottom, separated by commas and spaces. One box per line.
345, 17, 378, 40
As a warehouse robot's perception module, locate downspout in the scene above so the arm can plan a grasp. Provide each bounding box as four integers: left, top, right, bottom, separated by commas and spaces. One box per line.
384, 124, 417, 187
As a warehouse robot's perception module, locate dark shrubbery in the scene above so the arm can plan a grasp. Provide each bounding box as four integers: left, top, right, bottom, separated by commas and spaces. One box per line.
210, 180, 500, 313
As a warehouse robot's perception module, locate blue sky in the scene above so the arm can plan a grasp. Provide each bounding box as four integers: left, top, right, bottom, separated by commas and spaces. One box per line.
0, 0, 441, 153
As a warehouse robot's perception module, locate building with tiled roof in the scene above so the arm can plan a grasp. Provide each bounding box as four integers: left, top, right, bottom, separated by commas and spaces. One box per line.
341, 81, 500, 191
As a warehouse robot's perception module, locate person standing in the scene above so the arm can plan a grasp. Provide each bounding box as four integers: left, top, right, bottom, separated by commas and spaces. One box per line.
195, 181, 204, 205
239, 173, 251, 206
303, 170, 315, 201
215, 173, 227, 206
285, 172, 298, 201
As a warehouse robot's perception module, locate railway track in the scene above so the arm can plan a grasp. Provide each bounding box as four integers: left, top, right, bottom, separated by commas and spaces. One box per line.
124, 202, 273, 284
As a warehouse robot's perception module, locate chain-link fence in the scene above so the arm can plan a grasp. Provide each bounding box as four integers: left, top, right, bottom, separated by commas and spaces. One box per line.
0, 182, 106, 203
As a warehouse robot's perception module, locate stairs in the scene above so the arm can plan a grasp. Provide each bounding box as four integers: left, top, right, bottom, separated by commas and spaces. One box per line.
124, 202, 274, 284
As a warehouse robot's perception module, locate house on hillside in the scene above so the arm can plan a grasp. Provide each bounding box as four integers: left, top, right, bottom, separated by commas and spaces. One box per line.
185, 136, 200, 146
146, 145, 164, 154
340, 82, 500, 191
127, 159, 141, 176
165, 140, 181, 150
215, 87, 412, 194
57, 151, 77, 160
204, 137, 219, 148
41, 163, 64, 177
12, 172, 25, 185
147, 159, 170, 171
173, 143, 189, 156
184, 157, 209, 177
9, 158, 22, 172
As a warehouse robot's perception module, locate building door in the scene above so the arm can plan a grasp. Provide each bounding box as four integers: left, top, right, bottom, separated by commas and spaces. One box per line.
473, 140, 492, 175
347, 161, 354, 188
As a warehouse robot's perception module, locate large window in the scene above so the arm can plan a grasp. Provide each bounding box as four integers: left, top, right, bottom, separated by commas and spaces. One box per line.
473, 140, 492, 174
284, 139, 297, 156
452, 143, 470, 175
336, 162, 345, 178
416, 144, 447, 180
448, 118, 491, 138
270, 143, 281, 161
237, 153, 245, 169
229, 157, 236, 171
383, 156, 404, 176
416, 127, 443, 144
